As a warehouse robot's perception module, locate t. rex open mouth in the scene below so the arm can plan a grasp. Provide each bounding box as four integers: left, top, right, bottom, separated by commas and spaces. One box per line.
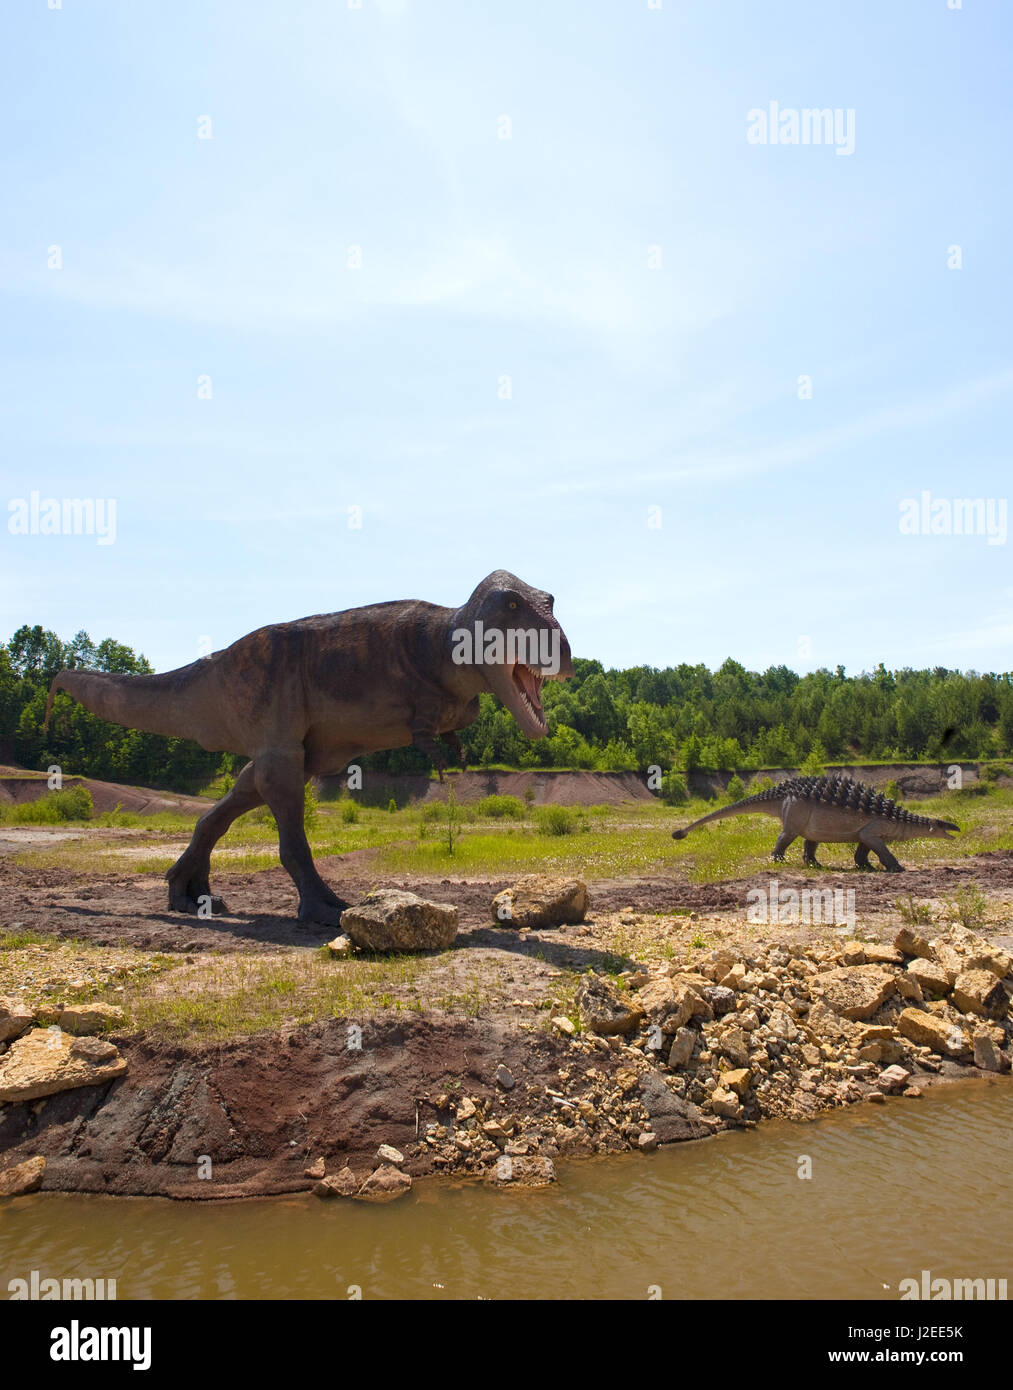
512, 663, 546, 732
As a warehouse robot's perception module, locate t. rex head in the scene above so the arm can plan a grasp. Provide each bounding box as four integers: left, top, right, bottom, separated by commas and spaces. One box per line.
452, 571, 574, 738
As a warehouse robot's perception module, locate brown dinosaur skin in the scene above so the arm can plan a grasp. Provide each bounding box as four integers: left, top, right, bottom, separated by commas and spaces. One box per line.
671, 774, 959, 872
44, 571, 573, 926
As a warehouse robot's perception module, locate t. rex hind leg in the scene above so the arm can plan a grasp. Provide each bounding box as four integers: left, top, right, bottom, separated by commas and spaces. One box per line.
771, 831, 797, 863
860, 834, 904, 872
167, 760, 263, 914
854, 843, 873, 871
802, 839, 823, 868
254, 746, 347, 926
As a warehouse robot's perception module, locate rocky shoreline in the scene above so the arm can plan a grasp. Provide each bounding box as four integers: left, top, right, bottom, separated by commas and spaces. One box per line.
1, 876, 1011, 1202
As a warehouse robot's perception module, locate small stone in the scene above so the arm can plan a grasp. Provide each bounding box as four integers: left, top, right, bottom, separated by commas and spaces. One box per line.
723, 1067, 752, 1097
455, 1097, 477, 1121
376, 1144, 405, 1166
903, 1085, 923, 1098
0, 1155, 46, 1197
703, 985, 736, 1015
495, 1063, 515, 1090
637, 1131, 658, 1152
668, 1027, 696, 1068
0, 998, 33, 1043
551, 1016, 576, 1037
709, 1087, 742, 1120
876, 1064, 911, 1094
906, 958, 951, 997
894, 927, 934, 960
55, 1003, 126, 1036
863, 943, 904, 966
867, 1090, 886, 1104
326, 934, 353, 958
304, 1157, 326, 1179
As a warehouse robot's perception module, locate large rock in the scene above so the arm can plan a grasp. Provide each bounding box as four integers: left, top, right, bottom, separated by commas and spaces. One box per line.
0, 1155, 46, 1197
0, 1028, 128, 1102
896, 1008, 970, 1058
972, 1030, 1005, 1073
575, 973, 643, 1036
951, 970, 1008, 1021
816, 966, 896, 1021
314, 1167, 359, 1198
638, 1071, 712, 1143
667, 1026, 697, 1068
355, 1164, 413, 1201
905, 959, 952, 997
486, 1155, 556, 1187
0, 997, 33, 1043
59, 1003, 126, 1036
490, 875, 588, 929
340, 889, 458, 952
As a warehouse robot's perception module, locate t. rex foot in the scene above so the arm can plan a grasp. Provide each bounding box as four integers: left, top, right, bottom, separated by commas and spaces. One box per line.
167, 872, 229, 915
771, 853, 786, 863
803, 859, 823, 870
297, 894, 349, 928
168, 890, 229, 916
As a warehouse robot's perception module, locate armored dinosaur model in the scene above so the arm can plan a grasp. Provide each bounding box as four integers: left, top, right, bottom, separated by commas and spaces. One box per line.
45, 571, 572, 925
671, 774, 959, 871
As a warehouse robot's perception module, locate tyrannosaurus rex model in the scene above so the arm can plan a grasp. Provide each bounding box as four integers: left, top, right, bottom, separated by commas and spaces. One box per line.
45, 571, 573, 926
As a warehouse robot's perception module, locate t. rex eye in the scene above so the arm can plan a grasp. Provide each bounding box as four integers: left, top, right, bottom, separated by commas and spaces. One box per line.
509, 601, 517, 609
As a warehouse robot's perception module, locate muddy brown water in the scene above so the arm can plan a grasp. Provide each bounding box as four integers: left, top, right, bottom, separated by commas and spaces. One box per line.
2, 1080, 1009, 1300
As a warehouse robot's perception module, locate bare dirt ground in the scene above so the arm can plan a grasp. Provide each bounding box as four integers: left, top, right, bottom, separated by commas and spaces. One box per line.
2, 845, 1012, 1200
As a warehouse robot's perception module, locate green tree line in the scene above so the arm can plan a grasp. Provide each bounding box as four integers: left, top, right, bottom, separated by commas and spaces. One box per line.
2, 626, 1011, 790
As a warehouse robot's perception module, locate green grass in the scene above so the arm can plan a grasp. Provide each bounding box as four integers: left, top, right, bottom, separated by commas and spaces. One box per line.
11, 783, 1011, 884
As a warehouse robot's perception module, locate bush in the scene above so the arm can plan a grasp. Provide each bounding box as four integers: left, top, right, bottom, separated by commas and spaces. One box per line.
476, 794, 525, 820
884, 779, 900, 802
2, 785, 94, 824
725, 774, 746, 802
387, 797, 398, 814
944, 884, 988, 931
536, 805, 576, 836
303, 781, 319, 827
660, 770, 689, 805
340, 800, 359, 824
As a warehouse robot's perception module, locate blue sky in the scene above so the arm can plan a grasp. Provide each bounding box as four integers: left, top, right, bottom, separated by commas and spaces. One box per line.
2, 0, 1010, 678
